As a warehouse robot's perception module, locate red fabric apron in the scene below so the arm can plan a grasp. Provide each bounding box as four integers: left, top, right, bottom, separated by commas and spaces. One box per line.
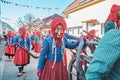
14, 48, 29, 66
34, 42, 41, 53
39, 60, 69, 80
5, 44, 15, 56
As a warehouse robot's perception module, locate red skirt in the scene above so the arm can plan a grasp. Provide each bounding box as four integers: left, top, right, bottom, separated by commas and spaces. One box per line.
34, 42, 41, 53
5, 44, 15, 56
40, 60, 69, 80
14, 48, 30, 66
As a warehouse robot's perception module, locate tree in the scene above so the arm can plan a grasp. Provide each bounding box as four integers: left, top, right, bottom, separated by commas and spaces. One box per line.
16, 13, 36, 35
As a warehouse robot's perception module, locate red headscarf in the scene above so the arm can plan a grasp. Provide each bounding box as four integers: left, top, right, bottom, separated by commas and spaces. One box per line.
87, 29, 96, 40
36, 30, 42, 39
51, 17, 66, 46
105, 4, 120, 27
19, 27, 27, 39
7, 30, 14, 38
33, 31, 37, 36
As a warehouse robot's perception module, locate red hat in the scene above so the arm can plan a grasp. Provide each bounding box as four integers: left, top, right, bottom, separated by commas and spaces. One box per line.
36, 30, 42, 38
105, 4, 120, 27
7, 30, 14, 38
87, 29, 96, 40
19, 26, 27, 39
33, 31, 37, 36
51, 17, 66, 38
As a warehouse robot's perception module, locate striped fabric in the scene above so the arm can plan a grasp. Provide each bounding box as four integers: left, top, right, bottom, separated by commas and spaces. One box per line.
85, 29, 120, 80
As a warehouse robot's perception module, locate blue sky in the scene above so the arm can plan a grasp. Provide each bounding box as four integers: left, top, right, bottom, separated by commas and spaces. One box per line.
1, 0, 74, 27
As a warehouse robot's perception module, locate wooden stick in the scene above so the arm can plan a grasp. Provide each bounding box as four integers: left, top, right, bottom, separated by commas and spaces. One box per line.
83, 30, 100, 40
17, 44, 39, 59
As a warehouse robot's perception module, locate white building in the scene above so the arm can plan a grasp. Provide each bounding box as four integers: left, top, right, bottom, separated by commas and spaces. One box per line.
63, 0, 120, 37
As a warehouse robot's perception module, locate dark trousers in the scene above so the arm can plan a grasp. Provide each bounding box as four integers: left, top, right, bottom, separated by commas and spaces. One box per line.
18, 66, 24, 73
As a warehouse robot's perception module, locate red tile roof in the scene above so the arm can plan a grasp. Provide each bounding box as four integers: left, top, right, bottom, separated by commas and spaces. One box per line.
64, 0, 81, 12
63, 0, 105, 14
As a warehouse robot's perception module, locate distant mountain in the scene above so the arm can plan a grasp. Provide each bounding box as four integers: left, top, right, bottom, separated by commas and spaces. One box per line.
2, 21, 14, 31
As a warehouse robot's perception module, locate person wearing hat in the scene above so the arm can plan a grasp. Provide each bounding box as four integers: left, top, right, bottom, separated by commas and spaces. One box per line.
4, 30, 15, 61
33, 30, 43, 53
36, 17, 80, 80
104, 4, 120, 33
14, 27, 31, 77
85, 29, 120, 80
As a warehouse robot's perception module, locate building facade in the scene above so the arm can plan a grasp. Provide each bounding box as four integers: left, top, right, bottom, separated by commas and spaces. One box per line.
63, 0, 120, 37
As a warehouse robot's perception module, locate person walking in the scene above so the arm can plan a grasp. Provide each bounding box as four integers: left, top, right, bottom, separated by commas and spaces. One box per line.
14, 27, 31, 77
4, 30, 15, 61
36, 17, 80, 80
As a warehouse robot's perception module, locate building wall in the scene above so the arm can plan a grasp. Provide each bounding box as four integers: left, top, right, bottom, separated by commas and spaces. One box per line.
64, 0, 120, 37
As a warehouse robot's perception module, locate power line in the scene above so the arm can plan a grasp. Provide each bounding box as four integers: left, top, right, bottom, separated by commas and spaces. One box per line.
0, 0, 60, 10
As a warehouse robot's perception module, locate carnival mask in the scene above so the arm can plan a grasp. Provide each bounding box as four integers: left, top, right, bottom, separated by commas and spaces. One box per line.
54, 25, 64, 38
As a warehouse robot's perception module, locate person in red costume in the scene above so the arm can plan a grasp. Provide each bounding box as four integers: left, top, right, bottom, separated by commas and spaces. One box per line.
14, 27, 31, 77
36, 17, 80, 80
104, 4, 120, 33
87, 29, 96, 41
5, 30, 15, 61
34, 30, 43, 53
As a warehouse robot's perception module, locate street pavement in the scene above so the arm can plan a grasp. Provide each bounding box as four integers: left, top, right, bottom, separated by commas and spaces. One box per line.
0, 41, 39, 80
1, 55, 39, 80
0, 41, 74, 80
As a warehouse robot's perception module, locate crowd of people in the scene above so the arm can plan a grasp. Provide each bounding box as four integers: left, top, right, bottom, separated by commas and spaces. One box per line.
0, 4, 120, 80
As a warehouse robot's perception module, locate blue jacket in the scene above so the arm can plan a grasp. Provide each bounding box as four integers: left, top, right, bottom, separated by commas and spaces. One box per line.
44, 33, 78, 40
5, 37, 14, 45
86, 29, 120, 80
65, 33, 78, 40
14, 36, 31, 51
37, 36, 79, 70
